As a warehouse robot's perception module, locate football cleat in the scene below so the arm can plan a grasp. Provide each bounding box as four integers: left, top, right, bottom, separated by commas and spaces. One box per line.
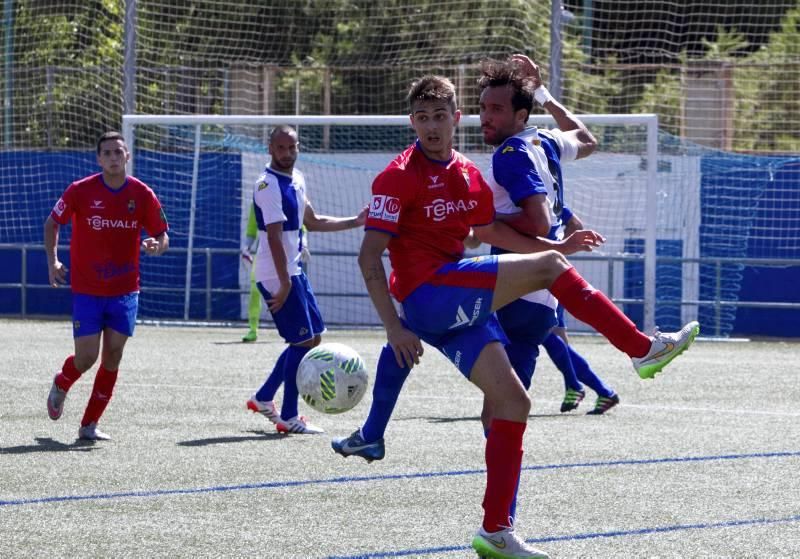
275, 415, 324, 435
78, 422, 111, 441
241, 331, 258, 343
331, 429, 385, 463
559, 388, 585, 413
246, 397, 280, 425
586, 393, 620, 415
472, 524, 550, 559
47, 376, 67, 421
632, 320, 700, 379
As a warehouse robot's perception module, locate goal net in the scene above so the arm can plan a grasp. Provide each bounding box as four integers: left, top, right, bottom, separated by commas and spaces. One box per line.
122, 113, 696, 333
3, 1, 799, 336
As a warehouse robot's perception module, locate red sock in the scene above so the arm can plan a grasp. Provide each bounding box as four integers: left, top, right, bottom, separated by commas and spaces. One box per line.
549, 267, 651, 358
55, 355, 82, 391
80, 365, 118, 426
482, 418, 526, 532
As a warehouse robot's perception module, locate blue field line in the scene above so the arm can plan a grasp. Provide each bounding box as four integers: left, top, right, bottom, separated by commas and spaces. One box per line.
325, 513, 800, 558
1, 450, 798, 508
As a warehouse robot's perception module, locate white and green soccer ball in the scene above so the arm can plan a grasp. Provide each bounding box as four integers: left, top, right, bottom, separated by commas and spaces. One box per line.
297, 342, 369, 414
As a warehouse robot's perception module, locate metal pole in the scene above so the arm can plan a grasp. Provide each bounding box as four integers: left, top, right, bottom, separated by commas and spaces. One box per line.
122, 115, 134, 176
20, 245, 26, 317
3, 0, 14, 146
715, 260, 722, 336
123, 0, 137, 116
184, 125, 201, 320
205, 248, 212, 321
582, 0, 594, 58
549, 0, 562, 101
643, 115, 658, 332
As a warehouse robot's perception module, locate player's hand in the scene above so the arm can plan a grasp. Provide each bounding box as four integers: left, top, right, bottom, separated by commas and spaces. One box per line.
241, 249, 254, 267
48, 260, 68, 287
354, 205, 369, 227
560, 229, 605, 254
510, 54, 542, 88
267, 281, 291, 313
141, 237, 165, 256
386, 324, 424, 369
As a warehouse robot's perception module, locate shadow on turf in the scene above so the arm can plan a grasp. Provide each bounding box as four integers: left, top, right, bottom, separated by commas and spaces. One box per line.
176, 429, 286, 447
405, 412, 573, 424
0, 437, 98, 454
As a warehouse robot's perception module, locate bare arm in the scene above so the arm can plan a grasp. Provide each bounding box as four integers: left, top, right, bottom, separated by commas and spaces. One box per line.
464, 228, 482, 249
473, 220, 603, 255
511, 54, 598, 160
359, 230, 423, 368
303, 200, 368, 233
497, 193, 551, 238
564, 214, 584, 237
43, 216, 68, 287
265, 221, 291, 313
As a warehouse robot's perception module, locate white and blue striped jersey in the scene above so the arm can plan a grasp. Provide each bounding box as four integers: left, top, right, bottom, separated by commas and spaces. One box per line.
485, 126, 579, 309
253, 166, 307, 287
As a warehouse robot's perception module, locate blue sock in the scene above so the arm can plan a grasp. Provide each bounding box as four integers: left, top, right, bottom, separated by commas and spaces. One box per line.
542, 333, 583, 392
280, 345, 311, 421
361, 344, 411, 443
255, 349, 288, 402
568, 345, 615, 398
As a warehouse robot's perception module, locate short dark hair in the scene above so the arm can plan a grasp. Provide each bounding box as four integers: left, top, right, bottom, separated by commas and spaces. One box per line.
269, 124, 298, 144
406, 75, 457, 113
478, 59, 535, 122
96, 131, 126, 153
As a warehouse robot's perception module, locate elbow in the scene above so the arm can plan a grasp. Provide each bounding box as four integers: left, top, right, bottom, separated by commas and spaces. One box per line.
580, 132, 599, 157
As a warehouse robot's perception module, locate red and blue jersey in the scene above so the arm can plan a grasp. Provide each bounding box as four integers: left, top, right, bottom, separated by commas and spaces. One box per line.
50, 173, 168, 296
365, 142, 495, 301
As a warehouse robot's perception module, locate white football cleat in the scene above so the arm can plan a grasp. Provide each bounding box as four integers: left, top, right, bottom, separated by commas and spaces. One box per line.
78, 422, 111, 441
632, 320, 700, 379
246, 397, 280, 425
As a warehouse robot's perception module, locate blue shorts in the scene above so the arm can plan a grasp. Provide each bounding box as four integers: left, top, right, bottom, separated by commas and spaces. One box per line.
496, 299, 558, 389
72, 292, 139, 338
257, 273, 325, 344
555, 304, 566, 328
402, 255, 507, 378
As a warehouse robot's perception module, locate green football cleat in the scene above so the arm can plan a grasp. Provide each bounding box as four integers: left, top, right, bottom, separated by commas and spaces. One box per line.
559, 388, 585, 413
241, 331, 258, 343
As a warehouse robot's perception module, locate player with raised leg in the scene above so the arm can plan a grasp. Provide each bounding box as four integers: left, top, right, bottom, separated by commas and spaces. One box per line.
478, 55, 618, 416
245, 125, 367, 435
45, 131, 169, 441
332, 71, 698, 559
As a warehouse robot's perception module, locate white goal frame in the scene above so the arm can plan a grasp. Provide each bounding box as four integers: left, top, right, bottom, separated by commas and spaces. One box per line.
122, 113, 659, 331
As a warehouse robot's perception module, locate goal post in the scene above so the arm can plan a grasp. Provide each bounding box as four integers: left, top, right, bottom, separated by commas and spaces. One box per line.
122, 113, 664, 332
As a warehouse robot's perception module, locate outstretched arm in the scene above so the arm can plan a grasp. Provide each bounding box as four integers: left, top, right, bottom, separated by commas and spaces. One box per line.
474, 220, 604, 256
303, 200, 368, 232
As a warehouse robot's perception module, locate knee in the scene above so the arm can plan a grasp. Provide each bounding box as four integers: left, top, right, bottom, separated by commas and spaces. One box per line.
102, 348, 124, 369
544, 249, 569, 269
539, 250, 570, 283
73, 352, 98, 373
295, 335, 321, 349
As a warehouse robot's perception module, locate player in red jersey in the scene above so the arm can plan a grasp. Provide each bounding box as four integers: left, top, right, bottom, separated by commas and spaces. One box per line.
44, 131, 169, 441
333, 75, 699, 559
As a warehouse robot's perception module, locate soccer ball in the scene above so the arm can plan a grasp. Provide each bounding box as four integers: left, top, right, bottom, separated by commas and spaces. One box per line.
296, 342, 368, 414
